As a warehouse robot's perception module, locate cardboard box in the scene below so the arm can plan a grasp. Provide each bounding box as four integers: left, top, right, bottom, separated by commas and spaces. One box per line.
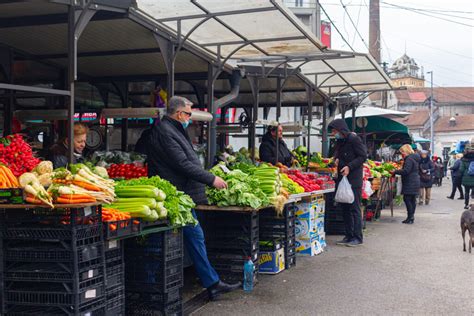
259, 248, 285, 274
295, 236, 324, 256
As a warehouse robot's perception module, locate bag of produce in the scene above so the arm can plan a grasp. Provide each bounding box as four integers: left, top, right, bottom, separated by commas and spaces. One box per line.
335, 176, 354, 204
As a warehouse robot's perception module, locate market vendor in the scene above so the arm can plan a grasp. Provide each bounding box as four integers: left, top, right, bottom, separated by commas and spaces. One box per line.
259, 125, 293, 167
147, 96, 241, 300
328, 118, 367, 247
48, 122, 88, 169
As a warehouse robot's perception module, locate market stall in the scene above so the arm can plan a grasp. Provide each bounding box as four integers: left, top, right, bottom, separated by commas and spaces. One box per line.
0, 1, 396, 315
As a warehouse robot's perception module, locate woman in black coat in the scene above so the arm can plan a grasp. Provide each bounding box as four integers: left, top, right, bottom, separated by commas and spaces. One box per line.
259, 125, 293, 167
418, 150, 435, 205
394, 144, 421, 224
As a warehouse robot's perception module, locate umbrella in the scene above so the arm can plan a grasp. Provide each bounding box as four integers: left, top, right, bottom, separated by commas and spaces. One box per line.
413, 136, 430, 143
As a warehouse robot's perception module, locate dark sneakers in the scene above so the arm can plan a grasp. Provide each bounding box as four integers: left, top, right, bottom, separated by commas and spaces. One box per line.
336, 237, 351, 245
345, 239, 363, 247
207, 280, 242, 301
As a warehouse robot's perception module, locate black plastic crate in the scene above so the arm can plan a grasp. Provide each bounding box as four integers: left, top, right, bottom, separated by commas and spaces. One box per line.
125, 229, 183, 262
205, 225, 259, 241
4, 261, 103, 284
325, 221, 346, 235
207, 249, 259, 263
4, 242, 102, 264
103, 218, 140, 241
2, 223, 102, 243
5, 278, 105, 307
126, 298, 183, 316
126, 256, 183, 293
105, 259, 124, 290
5, 297, 105, 316
105, 285, 125, 316
126, 288, 182, 306
105, 240, 123, 262
204, 211, 258, 229
206, 235, 258, 252
1, 206, 101, 227
259, 217, 295, 235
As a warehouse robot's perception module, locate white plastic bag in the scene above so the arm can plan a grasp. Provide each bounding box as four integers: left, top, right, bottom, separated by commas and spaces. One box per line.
363, 180, 374, 199
335, 176, 355, 204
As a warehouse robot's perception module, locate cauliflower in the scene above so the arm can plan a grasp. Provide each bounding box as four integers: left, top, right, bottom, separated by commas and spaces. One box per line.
93, 166, 109, 179
38, 173, 52, 188
35, 161, 53, 175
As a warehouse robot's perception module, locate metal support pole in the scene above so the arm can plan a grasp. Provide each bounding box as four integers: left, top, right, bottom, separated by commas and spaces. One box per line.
306, 87, 313, 171
206, 64, 217, 168
322, 99, 329, 157
248, 76, 260, 163
4, 48, 13, 135
351, 101, 356, 132
67, 5, 76, 163
275, 77, 282, 165
428, 71, 434, 154
121, 82, 129, 152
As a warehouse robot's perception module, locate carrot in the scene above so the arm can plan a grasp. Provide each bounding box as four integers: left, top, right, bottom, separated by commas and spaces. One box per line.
1, 166, 19, 187
56, 197, 96, 204
0, 168, 11, 187
59, 194, 95, 201
72, 180, 101, 192
25, 196, 43, 204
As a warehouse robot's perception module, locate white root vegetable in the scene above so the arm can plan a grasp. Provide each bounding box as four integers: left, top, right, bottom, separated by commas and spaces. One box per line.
18, 173, 39, 188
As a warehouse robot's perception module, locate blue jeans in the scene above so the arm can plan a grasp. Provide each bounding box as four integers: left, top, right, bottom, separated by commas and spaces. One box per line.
183, 210, 219, 288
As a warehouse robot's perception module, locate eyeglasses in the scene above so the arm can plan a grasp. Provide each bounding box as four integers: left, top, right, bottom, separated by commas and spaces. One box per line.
179, 111, 192, 117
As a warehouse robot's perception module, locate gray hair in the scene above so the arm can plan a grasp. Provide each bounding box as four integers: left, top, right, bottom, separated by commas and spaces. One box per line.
167, 96, 192, 115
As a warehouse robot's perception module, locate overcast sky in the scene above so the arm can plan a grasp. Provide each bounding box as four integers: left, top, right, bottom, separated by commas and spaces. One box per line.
318, 0, 474, 87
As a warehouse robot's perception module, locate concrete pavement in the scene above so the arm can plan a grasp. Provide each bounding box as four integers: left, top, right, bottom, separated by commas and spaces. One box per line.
194, 184, 474, 315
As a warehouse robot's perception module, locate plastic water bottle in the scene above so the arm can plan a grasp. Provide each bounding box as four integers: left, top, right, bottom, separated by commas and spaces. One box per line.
243, 257, 255, 292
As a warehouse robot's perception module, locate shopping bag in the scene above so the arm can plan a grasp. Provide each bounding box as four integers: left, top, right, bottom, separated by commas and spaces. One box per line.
362, 180, 373, 199
335, 176, 355, 204
396, 176, 402, 196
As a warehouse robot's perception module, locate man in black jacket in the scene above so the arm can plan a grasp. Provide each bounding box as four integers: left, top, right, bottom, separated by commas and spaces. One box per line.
328, 118, 368, 247
147, 96, 240, 300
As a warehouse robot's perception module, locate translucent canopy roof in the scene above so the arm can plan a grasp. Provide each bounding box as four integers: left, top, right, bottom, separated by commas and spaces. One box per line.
135, 0, 324, 59
300, 51, 395, 95
134, 0, 394, 95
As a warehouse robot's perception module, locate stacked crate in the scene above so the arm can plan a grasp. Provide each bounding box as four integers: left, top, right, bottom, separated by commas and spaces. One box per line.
324, 192, 346, 235
202, 211, 259, 282
0, 205, 106, 315
104, 240, 125, 315
259, 203, 297, 269
124, 229, 184, 316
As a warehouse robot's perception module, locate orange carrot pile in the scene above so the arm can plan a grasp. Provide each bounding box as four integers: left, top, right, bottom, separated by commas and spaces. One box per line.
102, 207, 133, 232
55, 194, 96, 204
0, 164, 20, 188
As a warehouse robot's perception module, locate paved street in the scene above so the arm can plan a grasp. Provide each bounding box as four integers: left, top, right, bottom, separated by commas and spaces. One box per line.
195, 184, 474, 315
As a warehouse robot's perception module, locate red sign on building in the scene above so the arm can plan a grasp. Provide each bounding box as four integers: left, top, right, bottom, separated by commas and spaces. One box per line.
320, 21, 331, 48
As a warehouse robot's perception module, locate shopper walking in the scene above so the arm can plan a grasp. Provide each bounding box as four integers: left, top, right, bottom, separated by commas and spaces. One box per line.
393, 144, 420, 224
447, 154, 456, 180
259, 124, 294, 167
459, 143, 474, 209
419, 150, 434, 205
447, 153, 464, 200
434, 157, 444, 187
147, 96, 241, 300
328, 119, 367, 247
